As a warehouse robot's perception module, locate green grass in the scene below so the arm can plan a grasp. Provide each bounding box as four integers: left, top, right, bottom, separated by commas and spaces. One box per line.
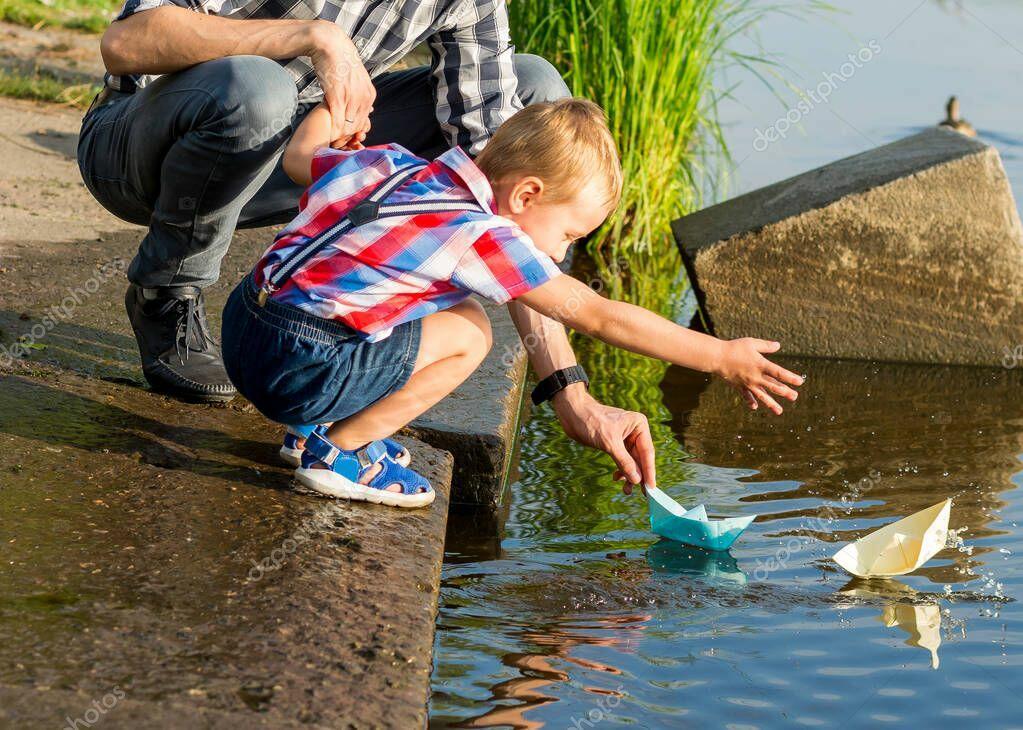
0, 68, 99, 108
509, 0, 819, 259
0, 0, 118, 33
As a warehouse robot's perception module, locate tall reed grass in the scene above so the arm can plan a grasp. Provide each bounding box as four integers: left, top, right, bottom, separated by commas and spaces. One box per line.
510, 0, 778, 258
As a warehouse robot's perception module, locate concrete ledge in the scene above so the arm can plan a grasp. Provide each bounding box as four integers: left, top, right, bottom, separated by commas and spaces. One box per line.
0, 369, 452, 728
673, 127, 1023, 366
0, 95, 530, 726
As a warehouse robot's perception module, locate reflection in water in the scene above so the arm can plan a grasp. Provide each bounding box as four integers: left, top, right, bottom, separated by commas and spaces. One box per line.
838, 578, 943, 669
443, 615, 642, 730
646, 539, 747, 587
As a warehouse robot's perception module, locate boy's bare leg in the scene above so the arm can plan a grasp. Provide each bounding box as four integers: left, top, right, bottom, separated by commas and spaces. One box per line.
313, 299, 493, 490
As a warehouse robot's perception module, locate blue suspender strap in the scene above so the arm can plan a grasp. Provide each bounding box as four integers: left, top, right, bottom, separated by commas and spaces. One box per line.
258, 160, 488, 305
264, 163, 427, 296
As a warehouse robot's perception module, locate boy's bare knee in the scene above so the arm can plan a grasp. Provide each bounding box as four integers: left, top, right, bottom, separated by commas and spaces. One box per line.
454, 298, 492, 358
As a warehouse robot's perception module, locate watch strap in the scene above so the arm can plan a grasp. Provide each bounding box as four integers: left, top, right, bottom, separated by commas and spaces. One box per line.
530, 365, 589, 406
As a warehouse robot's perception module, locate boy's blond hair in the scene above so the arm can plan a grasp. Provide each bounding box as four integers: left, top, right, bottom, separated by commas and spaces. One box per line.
475, 97, 623, 210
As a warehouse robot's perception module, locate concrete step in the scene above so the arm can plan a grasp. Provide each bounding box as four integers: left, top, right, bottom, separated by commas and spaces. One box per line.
673, 127, 1023, 367
0, 368, 452, 728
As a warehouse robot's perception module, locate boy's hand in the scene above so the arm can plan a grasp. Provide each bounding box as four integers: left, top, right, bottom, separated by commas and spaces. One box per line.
331, 130, 366, 151
712, 339, 804, 415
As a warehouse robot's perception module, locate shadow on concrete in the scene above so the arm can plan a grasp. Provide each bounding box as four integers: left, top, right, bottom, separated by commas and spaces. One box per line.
0, 310, 140, 379
0, 375, 290, 482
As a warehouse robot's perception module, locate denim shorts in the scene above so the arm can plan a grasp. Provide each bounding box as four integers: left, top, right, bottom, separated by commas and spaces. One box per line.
221, 275, 421, 427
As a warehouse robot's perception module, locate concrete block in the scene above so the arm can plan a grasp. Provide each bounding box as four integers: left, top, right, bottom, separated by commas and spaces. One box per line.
673, 127, 1023, 367
0, 370, 453, 729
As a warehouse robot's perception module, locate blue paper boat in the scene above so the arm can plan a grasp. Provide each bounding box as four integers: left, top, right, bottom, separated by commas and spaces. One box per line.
646, 486, 756, 551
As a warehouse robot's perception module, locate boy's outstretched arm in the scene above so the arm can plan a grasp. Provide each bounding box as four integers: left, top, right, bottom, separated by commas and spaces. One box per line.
282, 103, 366, 186
517, 275, 805, 414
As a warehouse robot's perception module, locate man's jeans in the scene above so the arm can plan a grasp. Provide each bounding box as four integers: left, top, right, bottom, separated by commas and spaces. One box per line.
77, 54, 570, 289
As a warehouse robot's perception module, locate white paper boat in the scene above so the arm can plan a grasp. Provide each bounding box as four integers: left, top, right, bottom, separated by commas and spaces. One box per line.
647, 487, 755, 551
833, 499, 951, 577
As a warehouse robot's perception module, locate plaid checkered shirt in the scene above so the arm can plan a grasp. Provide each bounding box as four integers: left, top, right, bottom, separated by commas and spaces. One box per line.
107, 0, 522, 154
252, 142, 562, 341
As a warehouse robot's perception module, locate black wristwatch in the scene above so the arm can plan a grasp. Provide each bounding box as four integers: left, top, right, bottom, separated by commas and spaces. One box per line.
530, 365, 589, 406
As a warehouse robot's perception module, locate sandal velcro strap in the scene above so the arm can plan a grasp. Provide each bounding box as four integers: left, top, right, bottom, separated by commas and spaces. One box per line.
357, 440, 387, 468
367, 458, 433, 496
304, 432, 388, 479
286, 424, 318, 439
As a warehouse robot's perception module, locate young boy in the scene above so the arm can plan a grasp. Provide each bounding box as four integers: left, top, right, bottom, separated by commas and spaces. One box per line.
221, 98, 803, 508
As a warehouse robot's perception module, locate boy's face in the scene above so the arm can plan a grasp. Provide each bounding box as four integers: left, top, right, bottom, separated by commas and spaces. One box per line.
492, 176, 611, 263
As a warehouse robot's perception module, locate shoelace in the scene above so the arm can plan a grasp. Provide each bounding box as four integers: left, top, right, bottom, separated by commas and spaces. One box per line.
165, 296, 216, 364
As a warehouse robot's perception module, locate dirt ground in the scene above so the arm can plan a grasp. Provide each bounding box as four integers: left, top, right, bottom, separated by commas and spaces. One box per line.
0, 19, 106, 85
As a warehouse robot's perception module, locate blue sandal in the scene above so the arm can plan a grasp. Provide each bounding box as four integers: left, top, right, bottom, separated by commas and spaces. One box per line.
294, 431, 434, 509
280, 424, 411, 468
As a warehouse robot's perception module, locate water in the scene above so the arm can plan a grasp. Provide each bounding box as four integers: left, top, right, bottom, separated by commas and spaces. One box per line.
432, 360, 1023, 727
430, 2, 1023, 727
713, 0, 1023, 203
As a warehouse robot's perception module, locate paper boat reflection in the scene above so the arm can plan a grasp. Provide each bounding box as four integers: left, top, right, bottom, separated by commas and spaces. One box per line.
838, 578, 942, 669
833, 499, 951, 577
647, 539, 748, 586
646, 487, 756, 551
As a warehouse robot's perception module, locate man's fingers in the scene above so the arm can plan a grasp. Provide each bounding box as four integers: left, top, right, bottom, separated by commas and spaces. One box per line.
354, 87, 376, 131
750, 385, 783, 415
625, 416, 656, 489
344, 78, 375, 135
742, 388, 759, 409
754, 339, 781, 354
340, 98, 362, 136
608, 442, 641, 485
323, 87, 351, 141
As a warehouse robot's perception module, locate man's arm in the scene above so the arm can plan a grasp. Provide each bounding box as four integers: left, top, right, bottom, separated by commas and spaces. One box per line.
100, 7, 374, 143
507, 301, 657, 490
101, 7, 320, 75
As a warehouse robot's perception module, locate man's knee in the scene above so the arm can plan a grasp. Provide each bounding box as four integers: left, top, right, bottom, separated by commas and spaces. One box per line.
198, 56, 298, 147
513, 53, 571, 105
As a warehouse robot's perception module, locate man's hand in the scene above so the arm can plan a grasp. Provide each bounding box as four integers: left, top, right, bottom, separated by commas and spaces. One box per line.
712, 338, 804, 415
308, 21, 375, 148
552, 383, 656, 493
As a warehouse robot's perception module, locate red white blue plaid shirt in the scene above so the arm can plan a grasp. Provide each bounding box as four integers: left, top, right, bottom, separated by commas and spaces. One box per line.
253, 143, 562, 341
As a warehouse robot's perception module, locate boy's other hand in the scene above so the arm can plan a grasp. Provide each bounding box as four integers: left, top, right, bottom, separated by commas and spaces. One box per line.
713, 338, 804, 415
